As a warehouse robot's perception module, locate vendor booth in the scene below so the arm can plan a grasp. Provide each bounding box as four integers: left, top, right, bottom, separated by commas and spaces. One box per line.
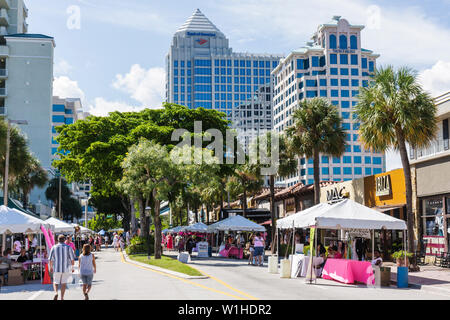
46, 217, 75, 234
181, 223, 211, 257
208, 215, 266, 259
276, 199, 407, 285
0, 206, 54, 285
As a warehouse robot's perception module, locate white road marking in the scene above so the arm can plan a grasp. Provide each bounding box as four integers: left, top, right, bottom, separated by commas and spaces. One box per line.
28, 290, 44, 300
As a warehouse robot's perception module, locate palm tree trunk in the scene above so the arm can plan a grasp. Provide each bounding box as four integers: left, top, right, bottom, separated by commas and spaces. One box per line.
397, 132, 415, 259
270, 175, 276, 254
139, 197, 149, 240
313, 149, 320, 204
153, 190, 162, 259
243, 189, 247, 218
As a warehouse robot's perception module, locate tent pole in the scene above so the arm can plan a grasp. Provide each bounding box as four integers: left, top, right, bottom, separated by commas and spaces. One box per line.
314, 226, 317, 284
372, 229, 374, 261
39, 230, 42, 284
291, 221, 295, 255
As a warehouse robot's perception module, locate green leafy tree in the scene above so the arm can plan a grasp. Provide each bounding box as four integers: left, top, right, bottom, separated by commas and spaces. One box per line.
355, 66, 437, 256
88, 214, 122, 232
287, 97, 346, 204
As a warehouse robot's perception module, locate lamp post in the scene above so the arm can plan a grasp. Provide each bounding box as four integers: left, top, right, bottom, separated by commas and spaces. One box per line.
82, 197, 91, 229
4, 119, 28, 206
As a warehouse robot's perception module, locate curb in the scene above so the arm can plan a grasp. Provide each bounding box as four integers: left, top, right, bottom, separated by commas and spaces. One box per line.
122, 252, 209, 280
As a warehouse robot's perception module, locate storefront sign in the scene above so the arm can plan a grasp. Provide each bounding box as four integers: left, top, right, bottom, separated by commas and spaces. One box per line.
376, 175, 391, 197
326, 186, 348, 203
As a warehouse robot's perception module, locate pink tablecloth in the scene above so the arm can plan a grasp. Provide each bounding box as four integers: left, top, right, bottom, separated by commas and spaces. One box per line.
219, 247, 243, 259
322, 259, 374, 285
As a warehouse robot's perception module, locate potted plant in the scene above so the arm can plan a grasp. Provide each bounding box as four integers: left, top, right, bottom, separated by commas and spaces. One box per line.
392, 250, 413, 267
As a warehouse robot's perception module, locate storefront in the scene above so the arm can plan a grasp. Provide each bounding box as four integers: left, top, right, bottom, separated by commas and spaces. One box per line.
414, 155, 450, 253
364, 169, 407, 258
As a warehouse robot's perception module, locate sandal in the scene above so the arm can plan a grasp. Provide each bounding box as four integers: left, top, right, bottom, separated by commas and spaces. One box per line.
84, 293, 89, 300
53, 294, 58, 300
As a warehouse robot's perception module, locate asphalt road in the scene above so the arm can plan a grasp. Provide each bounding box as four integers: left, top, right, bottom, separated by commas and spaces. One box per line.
1, 248, 449, 300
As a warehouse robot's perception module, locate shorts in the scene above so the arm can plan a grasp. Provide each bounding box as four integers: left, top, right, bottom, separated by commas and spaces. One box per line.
253, 247, 264, 257
53, 272, 71, 285
80, 274, 94, 286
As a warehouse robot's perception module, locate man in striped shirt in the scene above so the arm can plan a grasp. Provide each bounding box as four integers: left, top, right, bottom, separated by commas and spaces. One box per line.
49, 235, 75, 300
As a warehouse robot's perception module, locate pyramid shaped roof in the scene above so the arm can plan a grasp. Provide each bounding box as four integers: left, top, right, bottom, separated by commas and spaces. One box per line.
176, 9, 224, 36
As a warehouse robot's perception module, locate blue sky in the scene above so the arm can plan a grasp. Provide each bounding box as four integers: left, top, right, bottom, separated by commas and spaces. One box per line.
27, 0, 450, 169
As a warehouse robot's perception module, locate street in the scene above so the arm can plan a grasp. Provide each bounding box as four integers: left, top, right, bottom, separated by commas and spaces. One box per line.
1, 248, 449, 300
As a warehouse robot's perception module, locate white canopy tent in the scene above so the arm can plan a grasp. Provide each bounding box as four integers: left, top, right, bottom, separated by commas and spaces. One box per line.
277, 203, 331, 230
46, 217, 75, 234
165, 226, 184, 234
207, 215, 266, 232
0, 205, 52, 234
181, 222, 210, 233
278, 199, 407, 231
71, 223, 95, 235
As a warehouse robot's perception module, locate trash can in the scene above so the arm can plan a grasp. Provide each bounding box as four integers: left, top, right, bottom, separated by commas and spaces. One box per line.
208, 246, 212, 257
397, 266, 408, 288
268, 255, 278, 274
280, 259, 291, 278
380, 267, 391, 287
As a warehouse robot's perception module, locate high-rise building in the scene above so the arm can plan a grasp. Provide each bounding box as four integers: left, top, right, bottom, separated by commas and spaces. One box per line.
52, 96, 93, 210
0, 0, 28, 35
166, 9, 283, 151
272, 16, 385, 187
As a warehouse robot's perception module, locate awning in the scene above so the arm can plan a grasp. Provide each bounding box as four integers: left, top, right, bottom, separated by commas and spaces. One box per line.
373, 204, 405, 213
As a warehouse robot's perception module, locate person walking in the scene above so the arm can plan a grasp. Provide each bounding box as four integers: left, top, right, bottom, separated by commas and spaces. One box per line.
253, 232, 265, 267
48, 235, 75, 300
78, 244, 96, 300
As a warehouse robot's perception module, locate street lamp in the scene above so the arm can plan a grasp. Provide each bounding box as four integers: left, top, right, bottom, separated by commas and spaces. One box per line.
4, 119, 28, 206
82, 197, 91, 229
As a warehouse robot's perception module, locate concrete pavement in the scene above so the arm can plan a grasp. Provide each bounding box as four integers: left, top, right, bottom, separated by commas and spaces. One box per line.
1, 248, 449, 300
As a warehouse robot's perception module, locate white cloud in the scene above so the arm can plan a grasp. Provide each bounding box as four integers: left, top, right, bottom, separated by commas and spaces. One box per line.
53, 76, 85, 101
419, 60, 450, 97
112, 64, 165, 108
217, 0, 450, 67
54, 59, 73, 76
87, 97, 143, 117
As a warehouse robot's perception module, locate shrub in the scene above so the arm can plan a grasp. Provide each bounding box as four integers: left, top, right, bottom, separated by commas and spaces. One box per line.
125, 235, 154, 255
391, 250, 413, 260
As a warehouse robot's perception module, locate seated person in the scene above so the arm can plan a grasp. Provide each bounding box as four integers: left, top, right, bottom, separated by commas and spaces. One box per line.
371, 250, 383, 267
0, 249, 12, 268
328, 246, 342, 259
16, 249, 30, 263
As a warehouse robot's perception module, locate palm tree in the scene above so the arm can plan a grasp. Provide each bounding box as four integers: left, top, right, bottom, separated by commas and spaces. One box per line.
287, 97, 346, 204
17, 156, 48, 210
253, 132, 297, 253
234, 162, 263, 218
355, 66, 437, 257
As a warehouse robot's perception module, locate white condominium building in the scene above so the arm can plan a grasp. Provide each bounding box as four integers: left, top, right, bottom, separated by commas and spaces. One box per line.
272, 16, 385, 187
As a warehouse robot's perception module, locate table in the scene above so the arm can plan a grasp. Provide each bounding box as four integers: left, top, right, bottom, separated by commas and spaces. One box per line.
219, 247, 243, 259
321, 259, 374, 285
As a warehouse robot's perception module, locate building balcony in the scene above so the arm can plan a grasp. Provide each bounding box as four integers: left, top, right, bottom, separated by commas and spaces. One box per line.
0, 87, 6, 96
411, 138, 450, 162
0, 106, 5, 115
0, 8, 9, 26
0, 69, 8, 78
0, 0, 10, 10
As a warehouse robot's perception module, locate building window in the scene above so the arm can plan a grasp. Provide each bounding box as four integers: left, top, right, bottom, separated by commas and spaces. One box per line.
322, 156, 329, 163
341, 101, 350, 108
350, 35, 357, 49
351, 54, 358, 65
352, 79, 359, 87
339, 35, 347, 49
340, 54, 348, 65
361, 58, 368, 69
351, 68, 359, 76
342, 123, 350, 130
343, 167, 352, 175
343, 156, 352, 163
331, 90, 339, 97
341, 79, 349, 86
319, 79, 327, 86
354, 156, 362, 164
365, 156, 371, 164
322, 167, 329, 175
329, 34, 337, 49
365, 167, 372, 175
340, 68, 349, 75
373, 168, 382, 174
354, 167, 362, 175
373, 157, 382, 165
330, 68, 338, 75
333, 157, 341, 164
331, 79, 338, 86
330, 54, 337, 64
341, 90, 350, 98
333, 167, 341, 175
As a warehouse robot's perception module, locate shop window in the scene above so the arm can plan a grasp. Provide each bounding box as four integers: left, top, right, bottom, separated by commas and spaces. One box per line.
422, 197, 444, 236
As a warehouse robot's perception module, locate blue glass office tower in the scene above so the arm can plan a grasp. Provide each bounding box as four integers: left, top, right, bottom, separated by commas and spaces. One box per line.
272, 16, 386, 187
166, 9, 283, 150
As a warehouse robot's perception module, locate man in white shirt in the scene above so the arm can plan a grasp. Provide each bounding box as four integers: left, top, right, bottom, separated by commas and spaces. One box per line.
49, 235, 75, 300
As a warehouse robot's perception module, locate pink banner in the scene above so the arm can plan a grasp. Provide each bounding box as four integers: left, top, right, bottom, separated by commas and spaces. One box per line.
40, 225, 53, 250
322, 258, 374, 285
48, 229, 55, 246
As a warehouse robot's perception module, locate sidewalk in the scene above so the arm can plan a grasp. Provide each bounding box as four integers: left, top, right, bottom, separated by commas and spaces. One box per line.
385, 262, 450, 295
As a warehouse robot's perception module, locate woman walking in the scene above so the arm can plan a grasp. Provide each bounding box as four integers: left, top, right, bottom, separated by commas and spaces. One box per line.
78, 244, 96, 300
253, 232, 265, 267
